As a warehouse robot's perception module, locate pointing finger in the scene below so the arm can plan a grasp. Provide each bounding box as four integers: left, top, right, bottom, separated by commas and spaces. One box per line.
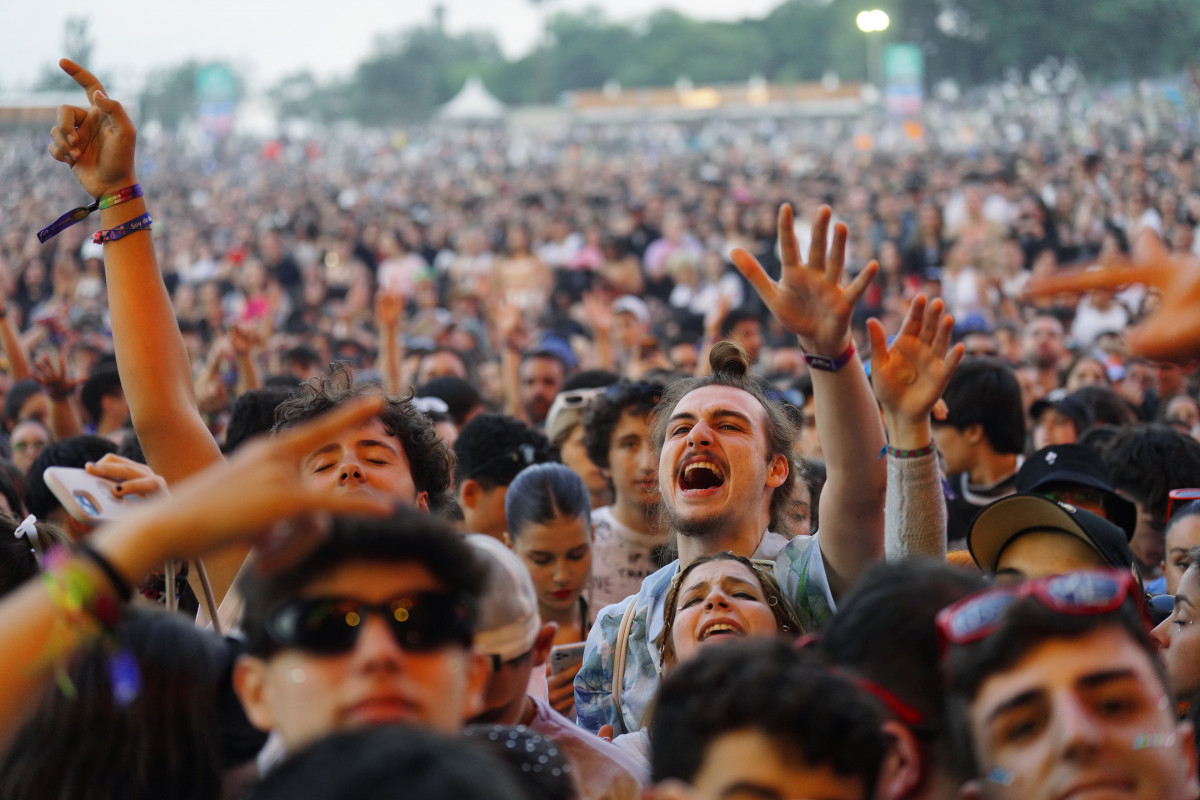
60, 58, 108, 106
274, 395, 385, 460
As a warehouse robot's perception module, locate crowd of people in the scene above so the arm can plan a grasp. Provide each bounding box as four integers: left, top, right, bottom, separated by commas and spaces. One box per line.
0, 56, 1199, 799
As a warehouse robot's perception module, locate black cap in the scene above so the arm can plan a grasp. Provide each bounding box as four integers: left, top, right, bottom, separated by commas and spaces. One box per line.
1016, 444, 1137, 540
968, 493, 1136, 573
1030, 389, 1094, 436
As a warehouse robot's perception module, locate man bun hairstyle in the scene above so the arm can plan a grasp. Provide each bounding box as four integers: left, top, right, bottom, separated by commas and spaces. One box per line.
708, 340, 750, 376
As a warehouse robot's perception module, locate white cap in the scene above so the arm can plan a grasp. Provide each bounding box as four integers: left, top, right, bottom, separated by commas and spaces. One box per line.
613, 295, 651, 326
466, 534, 541, 662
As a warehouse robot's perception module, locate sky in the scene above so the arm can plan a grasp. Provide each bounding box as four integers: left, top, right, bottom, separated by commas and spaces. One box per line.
1, 0, 784, 94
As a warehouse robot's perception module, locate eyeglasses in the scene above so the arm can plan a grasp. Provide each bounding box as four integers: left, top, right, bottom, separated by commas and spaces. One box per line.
265, 592, 475, 655
936, 569, 1145, 652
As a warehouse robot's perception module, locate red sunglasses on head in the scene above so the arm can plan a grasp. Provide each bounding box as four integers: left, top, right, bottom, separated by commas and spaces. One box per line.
935, 569, 1146, 655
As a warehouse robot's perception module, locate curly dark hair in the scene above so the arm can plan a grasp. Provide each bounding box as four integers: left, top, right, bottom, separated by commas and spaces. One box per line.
651, 638, 886, 793
453, 413, 559, 489
649, 341, 800, 534
272, 362, 453, 509
581, 381, 665, 470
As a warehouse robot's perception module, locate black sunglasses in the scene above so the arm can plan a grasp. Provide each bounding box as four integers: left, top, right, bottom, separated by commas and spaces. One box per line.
265, 592, 475, 656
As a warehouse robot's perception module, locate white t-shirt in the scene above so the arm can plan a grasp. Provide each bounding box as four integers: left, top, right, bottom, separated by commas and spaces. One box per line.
589, 506, 667, 616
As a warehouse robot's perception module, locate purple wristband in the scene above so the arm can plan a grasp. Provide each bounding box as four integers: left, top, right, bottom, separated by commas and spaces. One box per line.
92, 213, 152, 244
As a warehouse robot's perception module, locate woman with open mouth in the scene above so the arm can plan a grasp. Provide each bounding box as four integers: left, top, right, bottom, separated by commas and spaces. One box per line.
607, 552, 803, 769
658, 552, 804, 671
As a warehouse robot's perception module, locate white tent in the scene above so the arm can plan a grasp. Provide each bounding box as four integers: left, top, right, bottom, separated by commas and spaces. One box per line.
437, 76, 505, 121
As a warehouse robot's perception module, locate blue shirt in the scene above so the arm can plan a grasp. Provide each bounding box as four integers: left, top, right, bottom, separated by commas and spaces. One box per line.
574, 531, 833, 734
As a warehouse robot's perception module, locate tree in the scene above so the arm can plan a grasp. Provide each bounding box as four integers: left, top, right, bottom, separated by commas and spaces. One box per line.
35, 17, 95, 92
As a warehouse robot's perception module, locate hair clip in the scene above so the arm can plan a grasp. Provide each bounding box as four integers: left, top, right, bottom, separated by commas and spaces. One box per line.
14, 514, 43, 568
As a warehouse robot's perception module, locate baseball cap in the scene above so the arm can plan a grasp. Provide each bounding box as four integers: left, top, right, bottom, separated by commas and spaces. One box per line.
1029, 389, 1094, 434
968, 493, 1136, 573
612, 296, 651, 326
1015, 444, 1137, 539
466, 534, 541, 663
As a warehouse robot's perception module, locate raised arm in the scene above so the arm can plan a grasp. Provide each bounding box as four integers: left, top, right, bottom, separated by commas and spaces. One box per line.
30, 350, 84, 439
731, 205, 885, 599
374, 291, 407, 396
868, 296, 964, 560
0, 397, 393, 744
47, 59, 222, 484
0, 295, 32, 381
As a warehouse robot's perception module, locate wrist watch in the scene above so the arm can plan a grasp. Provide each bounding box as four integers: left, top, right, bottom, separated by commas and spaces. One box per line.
802, 341, 856, 372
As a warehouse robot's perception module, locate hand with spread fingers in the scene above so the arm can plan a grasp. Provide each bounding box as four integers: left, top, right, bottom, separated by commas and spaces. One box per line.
1027, 232, 1200, 363
868, 295, 965, 443
31, 351, 81, 401
730, 204, 877, 355
47, 59, 138, 199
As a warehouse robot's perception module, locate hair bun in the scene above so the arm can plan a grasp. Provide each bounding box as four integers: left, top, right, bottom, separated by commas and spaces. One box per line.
708, 341, 751, 377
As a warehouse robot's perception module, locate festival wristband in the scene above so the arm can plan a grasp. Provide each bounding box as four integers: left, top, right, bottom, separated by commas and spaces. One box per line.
76, 541, 134, 602
878, 441, 938, 460
37, 184, 143, 243
802, 341, 856, 372
92, 213, 153, 245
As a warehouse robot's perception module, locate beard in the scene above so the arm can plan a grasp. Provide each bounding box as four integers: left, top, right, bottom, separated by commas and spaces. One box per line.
659, 497, 737, 541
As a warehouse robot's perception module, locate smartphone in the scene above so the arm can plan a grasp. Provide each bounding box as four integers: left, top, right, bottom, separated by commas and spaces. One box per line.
549, 642, 586, 676
43, 466, 143, 525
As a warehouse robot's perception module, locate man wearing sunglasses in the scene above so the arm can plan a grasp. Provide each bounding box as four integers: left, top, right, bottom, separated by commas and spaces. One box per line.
941, 570, 1199, 800
233, 511, 490, 756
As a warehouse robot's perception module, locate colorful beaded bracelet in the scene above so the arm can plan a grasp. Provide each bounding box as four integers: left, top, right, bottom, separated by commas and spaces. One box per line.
878, 441, 937, 460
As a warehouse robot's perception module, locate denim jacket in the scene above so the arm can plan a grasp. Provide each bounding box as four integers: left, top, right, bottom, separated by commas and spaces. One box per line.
574, 530, 832, 734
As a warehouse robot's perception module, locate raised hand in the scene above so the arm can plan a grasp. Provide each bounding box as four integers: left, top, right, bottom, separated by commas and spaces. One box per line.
96, 396, 396, 572
46, 59, 138, 199
229, 322, 262, 358
31, 350, 81, 400
374, 290, 406, 331
731, 205, 877, 354
1027, 232, 1200, 363
867, 296, 965, 427
582, 291, 614, 337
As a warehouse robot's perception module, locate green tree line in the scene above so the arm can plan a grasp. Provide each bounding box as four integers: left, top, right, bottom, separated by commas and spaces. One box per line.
49, 0, 1196, 127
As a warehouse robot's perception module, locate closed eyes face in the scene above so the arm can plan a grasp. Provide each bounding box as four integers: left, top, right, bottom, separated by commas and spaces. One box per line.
670, 560, 778, 665
303, 417, 426, 509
